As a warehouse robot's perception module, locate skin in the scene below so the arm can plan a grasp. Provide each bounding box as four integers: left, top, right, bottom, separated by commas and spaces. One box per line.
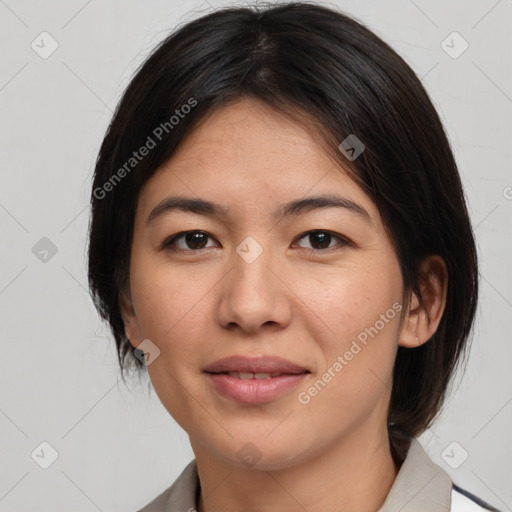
121, 96, 447, 512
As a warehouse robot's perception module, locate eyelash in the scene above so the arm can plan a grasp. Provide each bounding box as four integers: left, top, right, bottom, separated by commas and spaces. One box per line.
161, 230, 352, 255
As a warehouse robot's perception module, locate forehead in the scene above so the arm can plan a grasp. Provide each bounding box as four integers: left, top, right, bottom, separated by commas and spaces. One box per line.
136, 97, 379, 225
167, 97, 335, 177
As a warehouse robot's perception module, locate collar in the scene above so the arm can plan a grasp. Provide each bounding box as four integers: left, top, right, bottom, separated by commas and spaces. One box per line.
378, 437, 452, 511
140, 438, 453, 512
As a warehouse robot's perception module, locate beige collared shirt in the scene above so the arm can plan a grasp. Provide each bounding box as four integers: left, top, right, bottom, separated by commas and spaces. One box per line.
137, 438, 499, 511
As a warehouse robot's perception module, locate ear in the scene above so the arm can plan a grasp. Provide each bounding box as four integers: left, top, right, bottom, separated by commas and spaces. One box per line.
399, 255, 448, 348
119, 286, 143, 349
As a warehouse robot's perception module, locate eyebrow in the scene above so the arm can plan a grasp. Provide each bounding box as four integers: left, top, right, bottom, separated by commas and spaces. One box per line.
146, 194, 372, 226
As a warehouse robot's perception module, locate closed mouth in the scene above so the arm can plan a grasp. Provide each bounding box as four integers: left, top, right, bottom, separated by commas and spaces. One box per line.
209, 371, 308, 379
203, 355, 310, 375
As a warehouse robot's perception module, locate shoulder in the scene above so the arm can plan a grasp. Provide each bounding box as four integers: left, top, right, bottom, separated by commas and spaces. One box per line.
382, 436, 502, 512
136, 484, 174, 512
451, 484, 502, 511
136, 459, 199, 512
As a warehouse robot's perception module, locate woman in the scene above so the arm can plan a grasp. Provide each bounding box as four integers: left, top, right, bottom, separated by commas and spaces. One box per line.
87, 2, 500, 511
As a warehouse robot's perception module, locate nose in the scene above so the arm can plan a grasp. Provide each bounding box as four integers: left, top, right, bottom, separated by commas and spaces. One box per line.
216, 243, 292, 335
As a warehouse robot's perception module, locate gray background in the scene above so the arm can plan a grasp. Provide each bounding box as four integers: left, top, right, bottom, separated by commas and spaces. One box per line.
1, 0, 511, 510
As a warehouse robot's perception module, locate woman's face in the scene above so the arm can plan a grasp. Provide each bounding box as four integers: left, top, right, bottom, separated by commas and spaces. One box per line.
123, 96, 406, 469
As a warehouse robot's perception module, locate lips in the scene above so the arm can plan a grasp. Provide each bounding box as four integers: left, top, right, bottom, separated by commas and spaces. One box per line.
203, 355, 309, 376
203, 355, 310, 404
225, 371, 286, 379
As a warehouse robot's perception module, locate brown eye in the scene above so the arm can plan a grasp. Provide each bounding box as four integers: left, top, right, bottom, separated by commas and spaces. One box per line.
295, 230, 350, 252
164, 231, 217, 251
162, 229, 350, 254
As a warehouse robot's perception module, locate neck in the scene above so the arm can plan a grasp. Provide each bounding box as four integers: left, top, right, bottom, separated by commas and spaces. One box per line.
193, 426, 399, 512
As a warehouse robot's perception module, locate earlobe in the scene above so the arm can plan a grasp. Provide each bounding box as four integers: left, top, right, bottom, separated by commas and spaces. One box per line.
119, 290, 142, 348
398, 255, 448, 348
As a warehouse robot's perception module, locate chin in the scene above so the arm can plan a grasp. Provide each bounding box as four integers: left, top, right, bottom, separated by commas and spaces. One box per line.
203, 434, 315, 472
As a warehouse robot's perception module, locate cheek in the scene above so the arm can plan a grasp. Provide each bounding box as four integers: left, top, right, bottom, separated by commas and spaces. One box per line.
296, 257, 402, 402
295, 259, 402, 347
132, 262, 213, 423
296, 289, 400, 429
131, 255, 209, 338
129, 255, 224, 401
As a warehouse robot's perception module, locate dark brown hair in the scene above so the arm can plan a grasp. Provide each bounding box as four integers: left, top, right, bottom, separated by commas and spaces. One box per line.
87, 2, 478, 461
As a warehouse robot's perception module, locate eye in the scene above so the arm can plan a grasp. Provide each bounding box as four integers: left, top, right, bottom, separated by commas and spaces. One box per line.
162, 231, 218, 251
294, 230, 350, 252
162, 229, 350, 253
